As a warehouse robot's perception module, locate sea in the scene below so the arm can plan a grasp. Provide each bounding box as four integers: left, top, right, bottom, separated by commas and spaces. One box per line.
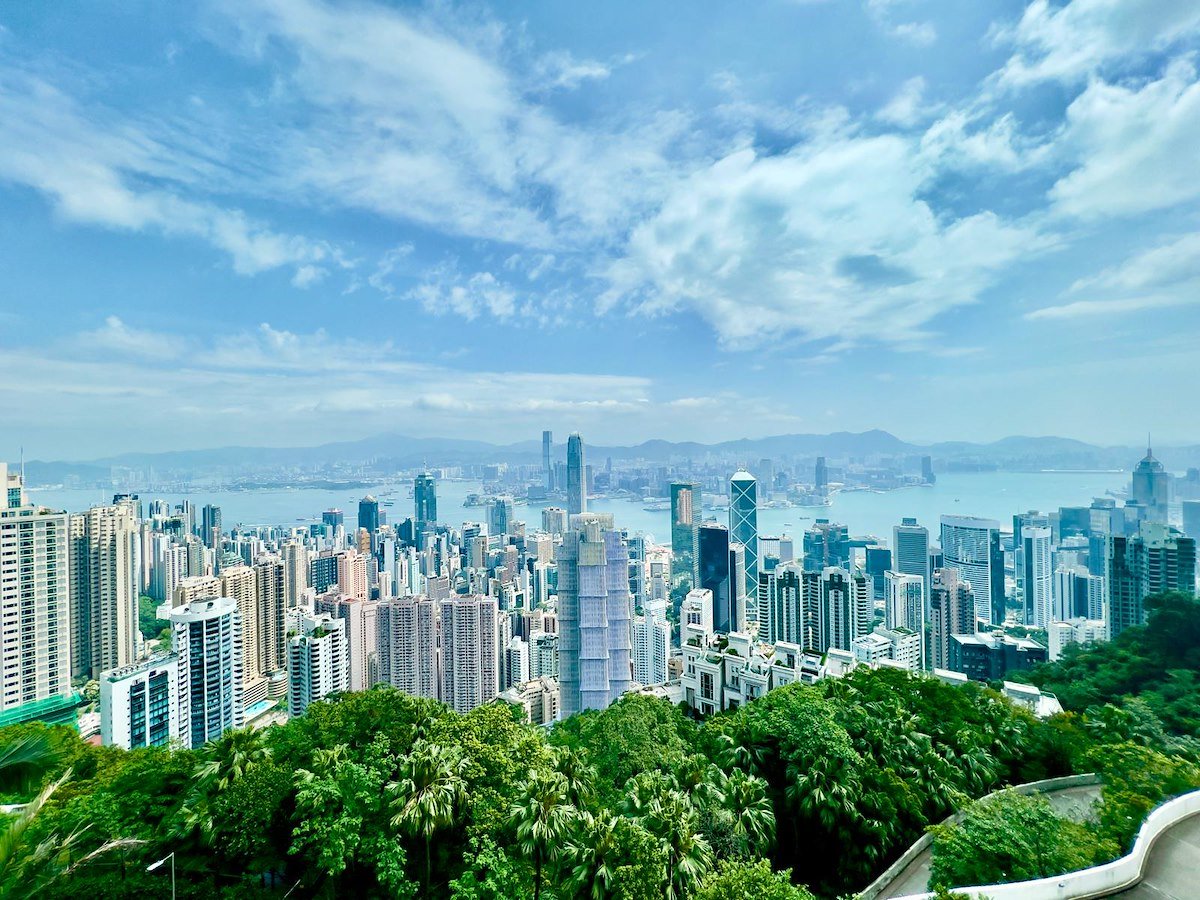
28, 471, 1129, 543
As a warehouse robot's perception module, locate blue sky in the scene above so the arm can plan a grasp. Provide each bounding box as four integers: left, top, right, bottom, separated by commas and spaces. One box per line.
2, 0, 1199, 459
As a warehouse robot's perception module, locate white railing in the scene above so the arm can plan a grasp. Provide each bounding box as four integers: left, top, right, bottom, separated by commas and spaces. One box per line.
893, 788, 1200, 900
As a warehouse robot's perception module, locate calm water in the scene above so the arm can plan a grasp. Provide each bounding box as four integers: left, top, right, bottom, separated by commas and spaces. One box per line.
30, 471, 1128, 543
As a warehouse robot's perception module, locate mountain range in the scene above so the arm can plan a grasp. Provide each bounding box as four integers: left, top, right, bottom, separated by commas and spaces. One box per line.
20, 431, 1200, 486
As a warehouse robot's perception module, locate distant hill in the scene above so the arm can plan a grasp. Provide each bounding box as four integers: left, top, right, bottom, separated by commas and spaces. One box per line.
20, 430, 1200, 486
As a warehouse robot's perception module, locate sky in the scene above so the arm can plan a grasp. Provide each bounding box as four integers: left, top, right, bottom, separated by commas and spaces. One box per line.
1, 0, 1199, 460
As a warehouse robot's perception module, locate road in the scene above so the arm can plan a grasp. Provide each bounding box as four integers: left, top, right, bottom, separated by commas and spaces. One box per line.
1115, 813, 1200, 899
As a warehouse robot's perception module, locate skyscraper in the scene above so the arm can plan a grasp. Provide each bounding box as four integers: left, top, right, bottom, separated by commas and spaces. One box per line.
288, 613, 349, 717
377, 595, 439, 699
929, 568, 976, 670
939, 515, 1005, 626
803, 520, 850, 572
632, 598, 670, 687
566, 433, 587, 516
758, 562, 814, 648
440, 595, 499, 713
814, 567, 871, 653
728, 470, 759, 605
892, 518, 931, 602
1106, 522, 1196, 639
281, 541, 309, 609
1131, 445, 1171, 523
1183, 500, 1200, 540
697, 523, 734, 634
1020, 525, 1054, 628
201, 504, 222, 550
358, 496, 380, 535
170, 597, 243, 749
82, 503, 140, 678
0, 465, 75, 726
219, 564, 267, 706
542, 430, 554, 490
815, 456, 829, 496
669, 482, 700, 603
414, 472, 438, 525
557, 514, 632, 717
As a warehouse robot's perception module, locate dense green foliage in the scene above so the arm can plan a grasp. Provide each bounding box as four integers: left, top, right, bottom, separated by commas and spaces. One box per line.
928, 592, 1200, 890
1019, 591, 1200, 736
3, 592, 1198, 898
929, 790, 1113, 887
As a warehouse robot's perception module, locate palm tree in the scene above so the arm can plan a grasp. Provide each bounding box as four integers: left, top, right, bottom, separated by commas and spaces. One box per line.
509, 770, 575, 900
552, 747, 596, 808
388, 741, 467, 893
640, 791, 713, 899
563, 811, 621, 900
719, 769, 775, 857
195, 727, 272, 791
0, 769, 143, 899
0, 733, 62, 797
296, 744, 350, 784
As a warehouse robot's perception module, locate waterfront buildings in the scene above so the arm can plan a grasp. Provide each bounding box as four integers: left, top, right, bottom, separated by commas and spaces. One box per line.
669, 481, 700, 602
1131, 446, 1171, 523
414, 471, 438, 526
1106, 521, 1196, 639
566, 433, 587, 516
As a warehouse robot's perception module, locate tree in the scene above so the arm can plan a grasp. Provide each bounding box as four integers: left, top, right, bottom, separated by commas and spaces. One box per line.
714, 769, 775, 858
929, 790, 1110, 889
510, 770, 575, 900
638, 790, 713, 899
389, 741, 469, 893
195, 727, 272, 792
692, 858, 815, 900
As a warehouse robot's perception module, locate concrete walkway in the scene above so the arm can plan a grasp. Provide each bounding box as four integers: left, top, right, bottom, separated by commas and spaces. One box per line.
1115, 813, 1200, 899
881, 782, 1102, 899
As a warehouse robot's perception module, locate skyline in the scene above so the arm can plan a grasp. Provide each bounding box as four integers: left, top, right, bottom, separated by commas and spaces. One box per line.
3, 0, 1200, 458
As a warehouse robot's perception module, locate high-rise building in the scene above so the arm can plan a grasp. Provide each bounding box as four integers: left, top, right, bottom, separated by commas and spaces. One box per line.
814, 456, 829, 496
940, 515, 1005, 626
0, 465, 75, 726
669, 482, 700, 602
1106, 522, 1196, 639
681, 588, 714, 638
81, 504, 140, 678
541, 507, 567, 535
1183, 500, 1200, 540
728, 470, 759, 605
377, 595, 439, 699
566, 433, 587, 516
358, 496, 380, 535
929, 568, 976, 670
288, 613, 349, 717
1053, 566, 1106, 622
170, 597, 243, 749
532, 632, 559, 679
892, 518, 931, 604
506, 636, 531, 688
100, 654, 182, 749
1131, 446, 1171, 523
414, 472, 438, 525
218, 565, 267, 706
322, 509, 344, 530
813, 567, 871, 653
440, 595, 499, 713
632, 598, 670, 686
697, 523, 736, 634
884, 571, 925, 632
314, 592, 378, 692
201, 504, 222, 550
542, 430, 554, 490
758, 562, 815, 648
282, 541, 309, 609
557, 514, 632, 717
254, 557, 286, 678
489, 496, 515, 536
1018, 525, 1053, 628
921, 456, 936, 484
803, 520, 850, 572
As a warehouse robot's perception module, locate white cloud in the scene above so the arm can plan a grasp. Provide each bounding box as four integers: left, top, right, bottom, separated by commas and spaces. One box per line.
407, 266, 520, 321
605, 136, 1040, 348
74, 316, 183, 362
291, 264, 327, 288
529, 51, 613, 91
1028, 232, 1200, 319
877, 76, 932, 126
0, 68, 335, 278
995, 0, 1200, 87
1048, 59, 1200, 220
866, 0, 937, 46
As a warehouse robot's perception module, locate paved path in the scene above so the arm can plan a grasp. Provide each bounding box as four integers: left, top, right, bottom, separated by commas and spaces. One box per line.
881, 783, 1102, 899
1115, 813, 1200, 899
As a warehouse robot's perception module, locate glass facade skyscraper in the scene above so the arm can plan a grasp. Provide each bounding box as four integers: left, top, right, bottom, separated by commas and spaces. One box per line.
728, 471, 759, 607
940, 515, 1005, 626
566, 433, 587, 516
670, 481, 700, 604
414, 471, 438, 525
